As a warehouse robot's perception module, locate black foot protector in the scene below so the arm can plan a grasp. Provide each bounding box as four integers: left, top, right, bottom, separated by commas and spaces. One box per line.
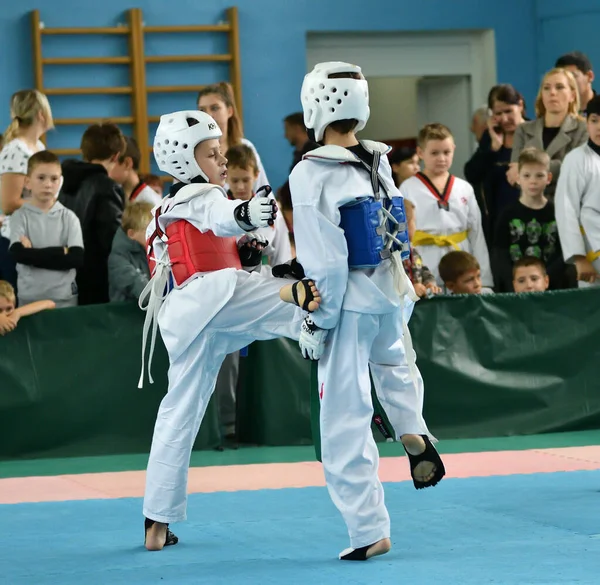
144, 518, 179, 548
339, 539, 391, 561
291, 279, 317, 311
272, 258, 306, 280
404, 435, 446, 490
340, 545, 371, 561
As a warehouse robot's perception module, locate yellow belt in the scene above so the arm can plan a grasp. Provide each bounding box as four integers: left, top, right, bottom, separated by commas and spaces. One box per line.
412, 230, 468, 251
579, 226, 600, 262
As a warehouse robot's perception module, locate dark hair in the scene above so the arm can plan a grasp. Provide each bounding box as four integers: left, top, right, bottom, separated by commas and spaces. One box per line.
388, 146, 417, 165
27, 149, 61, 175
328, 72, 361, 80
488, 84, 526, 113
80, 123, 126, 162
225, 144, 259, 173
119, 136, 141, 170
512, 256, 547, 277
197, 82, 243, 147
327, 119, 359, 134
555, 51, 593, 74
284, 112, 306, 128
439, 251, 480, 283
585, 94, 600, 116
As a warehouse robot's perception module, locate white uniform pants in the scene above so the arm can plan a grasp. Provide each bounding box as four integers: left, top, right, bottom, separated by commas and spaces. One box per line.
143, 272, 304, 523
318, 303, 431, 549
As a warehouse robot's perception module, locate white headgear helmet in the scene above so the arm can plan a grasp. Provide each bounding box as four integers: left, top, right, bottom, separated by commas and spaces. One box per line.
153, 110, 222, 182
300, 62, 370, 142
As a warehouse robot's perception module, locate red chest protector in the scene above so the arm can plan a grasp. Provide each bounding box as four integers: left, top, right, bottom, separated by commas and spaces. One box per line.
147, 207, 241, 287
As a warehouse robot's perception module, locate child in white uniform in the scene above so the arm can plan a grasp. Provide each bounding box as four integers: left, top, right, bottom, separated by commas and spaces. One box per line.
225, 144, 292, 267
290, 62, 445, 562
555, 95, 600, 286
401, 123, 492, 288
139, 110, 321, 551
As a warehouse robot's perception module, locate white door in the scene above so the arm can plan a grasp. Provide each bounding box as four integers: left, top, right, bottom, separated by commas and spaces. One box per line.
417, 76, 472, 179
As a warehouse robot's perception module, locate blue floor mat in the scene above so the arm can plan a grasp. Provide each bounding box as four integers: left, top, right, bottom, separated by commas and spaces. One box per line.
3, 470, 600, 584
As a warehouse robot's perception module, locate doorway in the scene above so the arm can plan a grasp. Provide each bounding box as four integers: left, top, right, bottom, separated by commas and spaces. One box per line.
306, 30, 496, 178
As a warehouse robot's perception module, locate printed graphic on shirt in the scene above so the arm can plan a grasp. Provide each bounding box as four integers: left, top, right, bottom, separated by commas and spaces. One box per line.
508, 217, 557, 262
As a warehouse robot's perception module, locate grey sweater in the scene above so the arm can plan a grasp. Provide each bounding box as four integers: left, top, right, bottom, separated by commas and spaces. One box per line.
9, 201, 83, 304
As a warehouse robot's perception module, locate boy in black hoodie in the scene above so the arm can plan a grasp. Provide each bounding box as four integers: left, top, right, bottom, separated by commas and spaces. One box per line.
59, 123, 126, 304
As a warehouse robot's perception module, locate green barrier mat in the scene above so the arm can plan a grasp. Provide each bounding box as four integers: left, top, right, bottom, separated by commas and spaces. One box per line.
2, 288, 599, 461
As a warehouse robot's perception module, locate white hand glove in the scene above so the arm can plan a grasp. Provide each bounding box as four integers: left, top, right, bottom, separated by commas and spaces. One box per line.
248, 195, 277, 228
234, 186, 278, 231
299, 316, 328, 361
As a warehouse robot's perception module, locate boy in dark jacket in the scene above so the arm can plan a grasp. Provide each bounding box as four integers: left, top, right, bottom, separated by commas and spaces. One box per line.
108, 202, 152, 302
59, 123, 126, 304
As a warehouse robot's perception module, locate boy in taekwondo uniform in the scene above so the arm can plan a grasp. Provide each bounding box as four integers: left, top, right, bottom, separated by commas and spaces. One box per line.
138, 110, 321, 551
289, 62, 445, 562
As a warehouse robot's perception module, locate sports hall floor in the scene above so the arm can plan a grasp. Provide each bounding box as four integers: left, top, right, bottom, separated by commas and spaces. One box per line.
2, 430, 599, 584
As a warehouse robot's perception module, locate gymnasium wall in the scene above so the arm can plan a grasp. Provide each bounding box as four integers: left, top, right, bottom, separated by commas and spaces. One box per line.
0, 0, 597, 188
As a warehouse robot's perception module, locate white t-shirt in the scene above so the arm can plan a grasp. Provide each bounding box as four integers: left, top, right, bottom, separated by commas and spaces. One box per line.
0, 138, 45, 238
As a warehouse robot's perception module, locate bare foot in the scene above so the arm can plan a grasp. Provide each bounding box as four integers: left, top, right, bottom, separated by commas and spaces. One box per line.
145, 521, 168, 551
401, 434, 436, 483
339, 537, 392, 561
280, 279, 321, 312
365, 537, 392, 559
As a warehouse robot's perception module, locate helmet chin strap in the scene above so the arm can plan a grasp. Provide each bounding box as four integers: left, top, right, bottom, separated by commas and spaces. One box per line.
307, 127, 320, 145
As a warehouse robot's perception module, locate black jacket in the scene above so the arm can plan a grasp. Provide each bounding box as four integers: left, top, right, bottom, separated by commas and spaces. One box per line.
108, 227, 150, 302
59, 160, 125, 304
278, 139, 320, 212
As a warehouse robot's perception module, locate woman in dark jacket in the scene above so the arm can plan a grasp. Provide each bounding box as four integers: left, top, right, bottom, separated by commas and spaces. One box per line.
464, 84, 526, 245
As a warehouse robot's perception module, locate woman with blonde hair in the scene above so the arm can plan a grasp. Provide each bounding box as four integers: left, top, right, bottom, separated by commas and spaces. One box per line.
508, 68, 587, 199
197, 82, 269, 192
0, 89, 54, 287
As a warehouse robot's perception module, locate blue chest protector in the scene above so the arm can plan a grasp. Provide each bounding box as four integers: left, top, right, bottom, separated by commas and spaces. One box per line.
339, 196, 410, 268
338, 150, 410, 269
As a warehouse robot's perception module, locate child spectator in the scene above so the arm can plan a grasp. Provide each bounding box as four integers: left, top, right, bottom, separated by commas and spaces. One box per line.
493, 147, 570, 291
512, 256, 550, 293
555, 94, 600, 286
388, 146, 420, 188
108, 202, 152, 302
401, 123, 492, 288
59, 123, 126, 304
111, 137, 163, 206
9, 151, 83, 308
142, 174, 164, 197
403, 199, 441, 297
0, 280, 55, 335
438, 250, 494, 295
225, 144, 292, 267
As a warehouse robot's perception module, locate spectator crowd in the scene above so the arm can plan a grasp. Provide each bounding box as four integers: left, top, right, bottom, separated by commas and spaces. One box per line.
0, 51, 598, 443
